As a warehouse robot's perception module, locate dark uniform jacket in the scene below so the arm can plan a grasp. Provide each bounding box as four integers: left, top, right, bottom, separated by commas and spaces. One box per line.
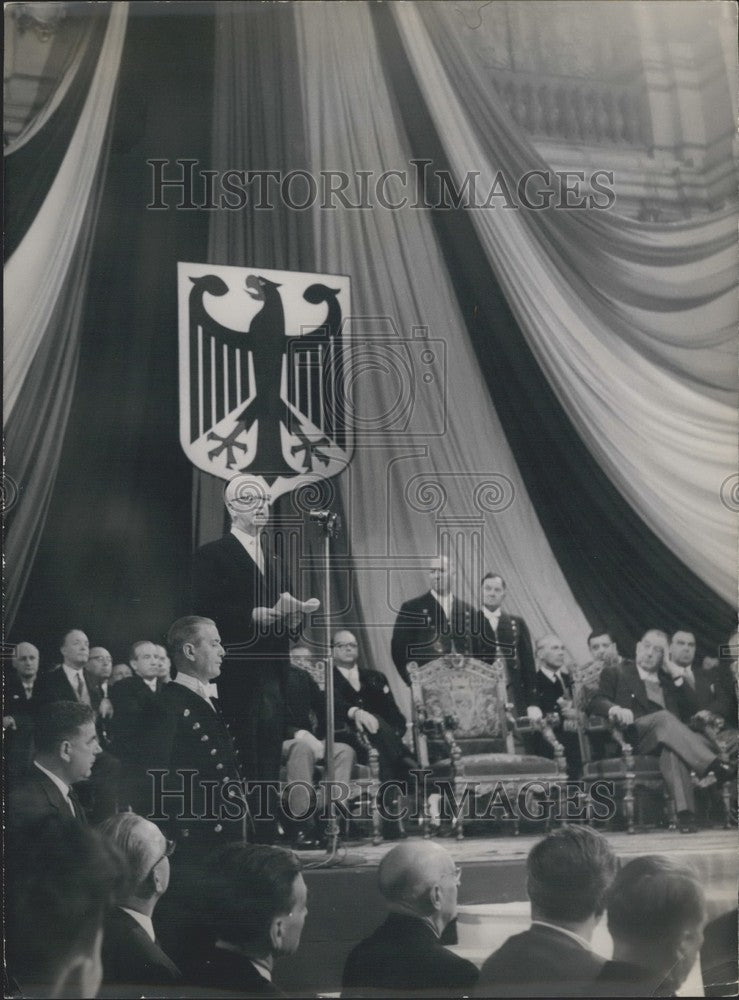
148, 681, 244, 849
472, 610, 537, 715
391, 591, 476, 686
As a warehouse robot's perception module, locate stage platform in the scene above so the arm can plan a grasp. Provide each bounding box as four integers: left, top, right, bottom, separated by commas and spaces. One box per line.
276, 827, 738, 996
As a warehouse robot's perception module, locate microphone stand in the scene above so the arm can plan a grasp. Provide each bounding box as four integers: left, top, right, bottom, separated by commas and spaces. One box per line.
306, 510, 365, 869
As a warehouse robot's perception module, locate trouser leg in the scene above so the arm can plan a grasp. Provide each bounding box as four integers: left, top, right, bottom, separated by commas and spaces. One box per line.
657, 747, 694, 814
635, 710, 716, 775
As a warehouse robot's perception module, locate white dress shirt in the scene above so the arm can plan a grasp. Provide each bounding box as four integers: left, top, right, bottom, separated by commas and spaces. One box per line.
231, 525, 265, 574
173, 672, 216, 709
62, 663, 90, 704
430, 589, 453, 620
119, 907, 156, 942
483, 606, 502, 633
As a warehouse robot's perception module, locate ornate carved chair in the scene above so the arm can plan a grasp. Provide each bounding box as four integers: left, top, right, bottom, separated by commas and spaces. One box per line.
287, 658, 383, 844
569, 659, 675, 833
408, 655, 566, 839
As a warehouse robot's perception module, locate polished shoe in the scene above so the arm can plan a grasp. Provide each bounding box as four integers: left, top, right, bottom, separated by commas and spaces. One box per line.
677, 810, 699, 834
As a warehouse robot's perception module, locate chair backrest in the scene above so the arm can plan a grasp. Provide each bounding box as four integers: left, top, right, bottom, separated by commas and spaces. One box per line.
569, 658, 608, 715
408, 655, 510, 761
292, 656, 326, 691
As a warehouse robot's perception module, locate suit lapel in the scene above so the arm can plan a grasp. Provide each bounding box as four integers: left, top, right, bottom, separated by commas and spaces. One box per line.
625, 661, 651, 712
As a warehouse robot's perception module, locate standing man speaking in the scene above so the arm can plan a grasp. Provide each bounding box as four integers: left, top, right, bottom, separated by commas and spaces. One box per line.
191, 474, 316, 841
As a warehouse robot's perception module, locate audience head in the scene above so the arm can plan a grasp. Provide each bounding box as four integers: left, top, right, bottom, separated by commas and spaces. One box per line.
635, 629, 669, 674
167, 616, 224, 683
587, 630, 619, 664
85, 647, 112, 682
332, 629, 359, 668
224, 473, 272, 533
12, 641, 40, 682
607, 855, 706, 992
669, 629, 697, 668
535, 634, 566, 672
429, 555, 454, 596
154, 644, 172, 681
526, 826, 618, 932
60, 630, 89, 669
34, 701, 101, 784
378, 842, 462, 936
129, 640, 159, 680
480, 573, 507, 611
111, 662, 133, 684
97, 813, 174, 910
200, 844, 306, 962
7, 815, 125, 998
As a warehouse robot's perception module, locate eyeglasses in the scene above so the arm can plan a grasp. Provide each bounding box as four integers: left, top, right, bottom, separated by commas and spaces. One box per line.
147, 838, 175, 877
442, 865, 462, 886
334, 642, 358, 649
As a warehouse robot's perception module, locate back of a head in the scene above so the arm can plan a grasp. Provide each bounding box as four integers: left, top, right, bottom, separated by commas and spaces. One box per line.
199, 843, 302, 948
527, 826, 618, 923
96, 812, 163, 893
607, 855, 706, 949
34, 700, 95, 755
7, 815, 125, 994
378, 842, 451, 914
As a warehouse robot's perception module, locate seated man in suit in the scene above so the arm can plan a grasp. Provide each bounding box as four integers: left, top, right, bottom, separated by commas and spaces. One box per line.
6, 815, 125, 999
670, 627, 739, 723
9, 701, 101, 831
282, 652, 356, 849
589, 628, 731, 833
593, 855, 706, 997
97, 812, 181, 993
189, 843, 307, 996
110, 640, 165, 811
472, 573, 537, 716
342, 841, 478, 997
332, 629, 419, 835
533, 634, 583, 778
475, 826, 617, 997
391, 556, 477, 687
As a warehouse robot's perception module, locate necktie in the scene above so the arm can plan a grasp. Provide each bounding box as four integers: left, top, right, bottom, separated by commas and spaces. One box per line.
75, 671, 90, 704
67, 786, 85, 822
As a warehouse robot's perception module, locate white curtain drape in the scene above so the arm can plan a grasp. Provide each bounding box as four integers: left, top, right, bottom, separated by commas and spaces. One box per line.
294, 2, 592, 709
393, 2, 737, 603
4, 3, 129, 421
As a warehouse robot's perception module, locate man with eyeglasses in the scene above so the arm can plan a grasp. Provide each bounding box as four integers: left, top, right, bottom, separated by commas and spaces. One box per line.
97, 812, 181, 993
332, 629, 419, 837
342, 841, 478, 996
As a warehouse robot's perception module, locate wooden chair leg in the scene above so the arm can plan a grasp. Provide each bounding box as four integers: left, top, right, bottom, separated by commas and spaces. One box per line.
721, 784, 732, 829
623, 775, 636, 834
664, 792, 677, 831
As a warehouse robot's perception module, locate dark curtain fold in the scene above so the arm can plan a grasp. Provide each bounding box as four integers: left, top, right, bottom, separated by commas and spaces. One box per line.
9, 9, 215, 666
198, 1, 362, 659
370, 3, 734, 657
4, 7, 111, 260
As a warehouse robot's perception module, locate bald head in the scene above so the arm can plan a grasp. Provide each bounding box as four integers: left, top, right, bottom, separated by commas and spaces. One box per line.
97, 813, 171, 903
378, 842, 460, 932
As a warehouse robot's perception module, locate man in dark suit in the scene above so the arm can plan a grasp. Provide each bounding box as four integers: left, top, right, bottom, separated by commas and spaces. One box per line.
110, 640, 164, 811
533, 634, 582, 778
472, 573, 537, 716
97, 812, 181, 993
391, 556, 476, 686
475, 826, 617, 998
3, 641, 39, 782
189, 843, 307, 996
592, 855, 706, 997
191, 475, 312, 810
8, 701, 100, 831
342, 841, 478, 997
333, 629, 420, 837
148, 616, 245, 852
84, 646, 114, 748
31, 629, 119, 821
589, 628, 728, 832
282, 660, 356, 849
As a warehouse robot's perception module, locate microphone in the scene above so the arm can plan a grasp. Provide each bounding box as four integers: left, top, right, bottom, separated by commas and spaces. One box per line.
308, 509, 341, 537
